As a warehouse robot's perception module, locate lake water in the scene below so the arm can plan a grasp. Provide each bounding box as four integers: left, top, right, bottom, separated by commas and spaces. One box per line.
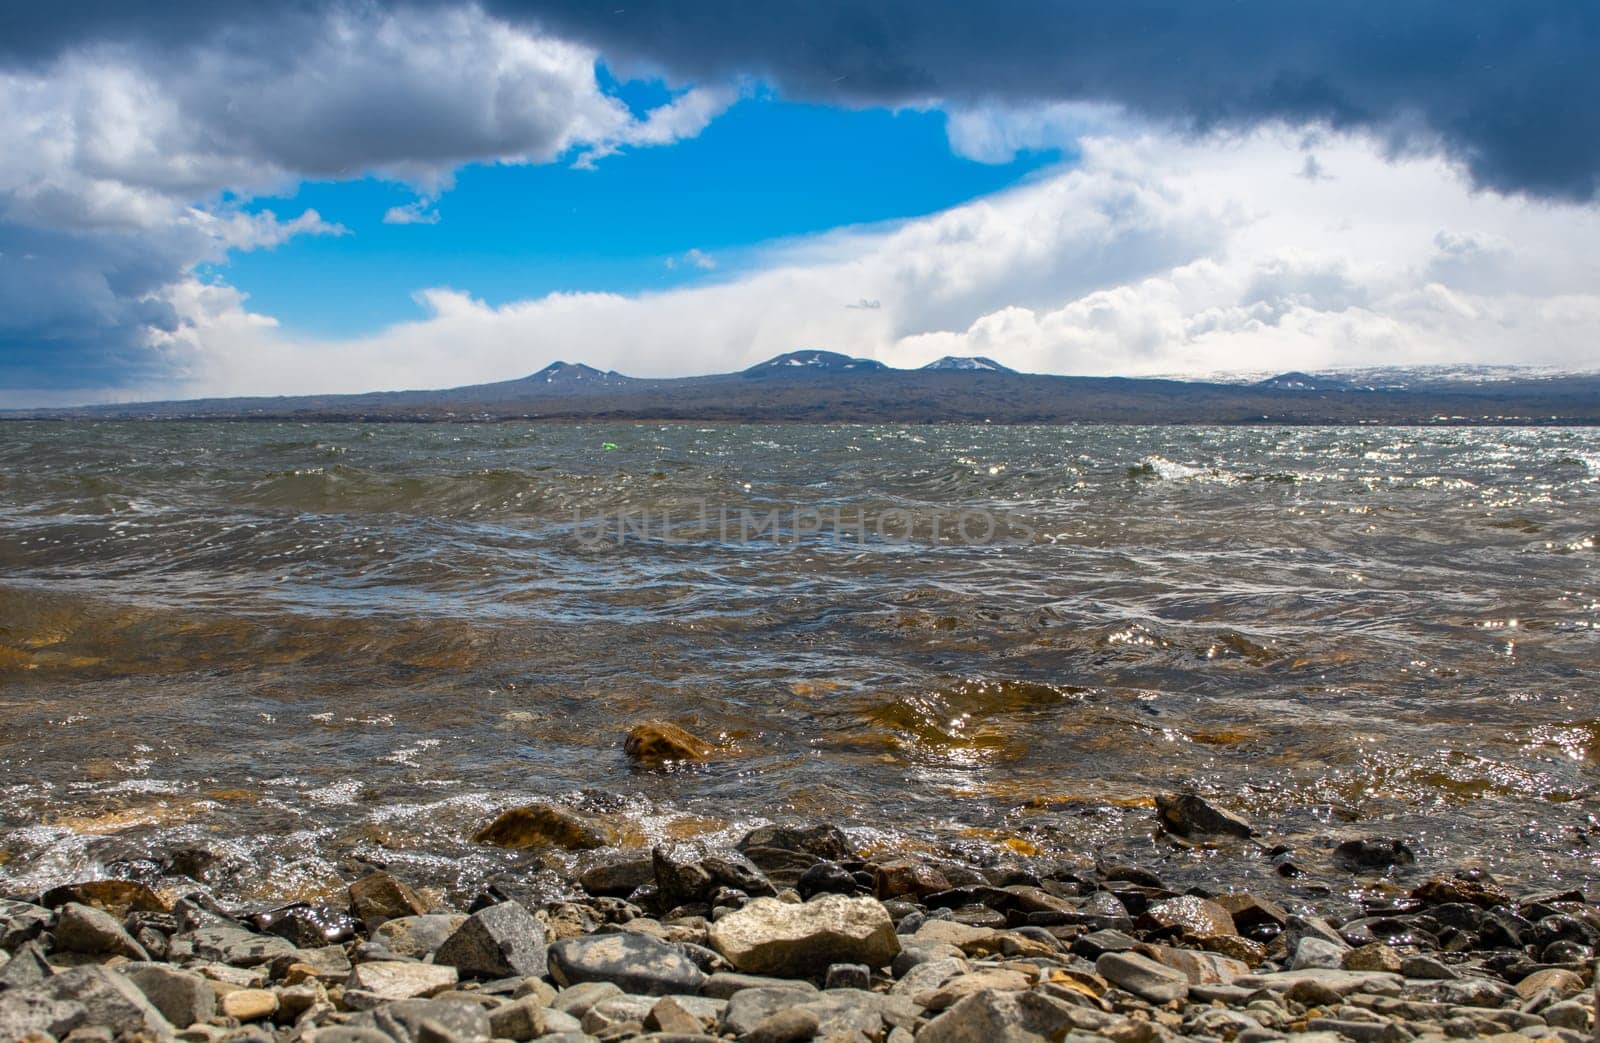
1, 422, 1597, 903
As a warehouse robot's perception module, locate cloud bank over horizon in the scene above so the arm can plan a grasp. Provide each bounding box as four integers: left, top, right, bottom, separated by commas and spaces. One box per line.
1, 2, 1598, 404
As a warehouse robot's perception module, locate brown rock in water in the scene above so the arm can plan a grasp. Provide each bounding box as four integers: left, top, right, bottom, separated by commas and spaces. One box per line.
1144, 895, 1236, 937
1215, 893, 1289, 932
39, 880, 170, 917
348, 872, 429, 928
1412, 875, 1509, 908
472, 803, 616, 850
1155, 792, 1255, 838
623, 721, 714, 763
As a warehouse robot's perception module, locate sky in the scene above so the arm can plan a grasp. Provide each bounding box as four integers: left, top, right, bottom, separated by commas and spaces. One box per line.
1, 2, 1598, 405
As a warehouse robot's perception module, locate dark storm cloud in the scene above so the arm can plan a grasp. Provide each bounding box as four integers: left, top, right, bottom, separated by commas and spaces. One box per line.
490, 0, 1600, 201
4, 1, 1597, 199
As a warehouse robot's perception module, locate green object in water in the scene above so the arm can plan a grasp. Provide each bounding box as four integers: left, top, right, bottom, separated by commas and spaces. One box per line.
602, 442, 619, 451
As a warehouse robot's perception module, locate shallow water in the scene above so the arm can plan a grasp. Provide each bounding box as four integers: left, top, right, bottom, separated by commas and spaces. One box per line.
0, 422, 1597, 903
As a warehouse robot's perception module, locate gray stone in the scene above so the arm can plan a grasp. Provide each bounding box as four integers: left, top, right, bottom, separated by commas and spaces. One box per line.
487, 998, 545, 1040
120, 962, 216, 1028
372, 915, 467, 959
351, 998, 492, 1043
1541, 1001, 1591, 1031
578, 855, 656, 896
708, 894, 899, 976
889, 956, 967, 998
1306, 1017, 1410, 1043
0, 940, 54, 989
16, 965, 173, 1038
721, 986, 915, 1039
646, 994, 723, 1034
700, 971, 819, 999
186, 925, 297, 966
1096, 951, 1190, 1003
433, 901, 547, 980
919, 989, 1081, 1043
1400, 954, 1458, 980
891, 940, 965, 977
824, 962, 871, 990
347, 960, 458, 1000
303, 1029, 395, 1043
548, 931, 706, 996
1436, 976, 1517, 1008
0, 989, 86, 1041
53, 902, 149, 960
1236, 969, 1404, 998
551, 980, 624, 1016
720, 987, 824, 1036
1292, 937, 1348, 970
0, 900, 53, 949
580, 994, 655, 1034
743, 1005, 821, 1043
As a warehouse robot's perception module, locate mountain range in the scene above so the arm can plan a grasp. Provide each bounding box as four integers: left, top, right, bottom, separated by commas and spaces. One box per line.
7, 351, 1600, 425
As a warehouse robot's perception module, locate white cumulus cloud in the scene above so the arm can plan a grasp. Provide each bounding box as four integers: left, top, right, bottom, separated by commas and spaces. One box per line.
148, 126, 1600, 400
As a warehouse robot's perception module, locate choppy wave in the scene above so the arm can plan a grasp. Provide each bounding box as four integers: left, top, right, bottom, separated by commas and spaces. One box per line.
1, 420, 1598, 901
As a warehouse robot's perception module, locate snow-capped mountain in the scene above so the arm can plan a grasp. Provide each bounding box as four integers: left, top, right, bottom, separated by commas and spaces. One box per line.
744, 350, 890, 374
922, 356, 1014, 373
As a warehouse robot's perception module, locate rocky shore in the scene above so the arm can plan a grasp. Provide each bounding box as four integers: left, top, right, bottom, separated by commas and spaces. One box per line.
2, 790, 1597, 1043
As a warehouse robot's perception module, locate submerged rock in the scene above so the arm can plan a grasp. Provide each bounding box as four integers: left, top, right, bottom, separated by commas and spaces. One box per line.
623, 720, 714, 763
1333, 836, 1416, 870
1155, 792, 1255, 838
708, 894, 900, 976
39, 880, 170, 917
472, 803, 616, 850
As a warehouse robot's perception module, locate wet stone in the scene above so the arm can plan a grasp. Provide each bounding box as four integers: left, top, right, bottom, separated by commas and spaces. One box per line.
471, 803, 615, 851
737, 824, 854, 861
40, 881, 169, 918
1144, 895, 1236, 937
1333, 837, 1416, 870
1155, 792, 1255, 838
624, 720, 714, 763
